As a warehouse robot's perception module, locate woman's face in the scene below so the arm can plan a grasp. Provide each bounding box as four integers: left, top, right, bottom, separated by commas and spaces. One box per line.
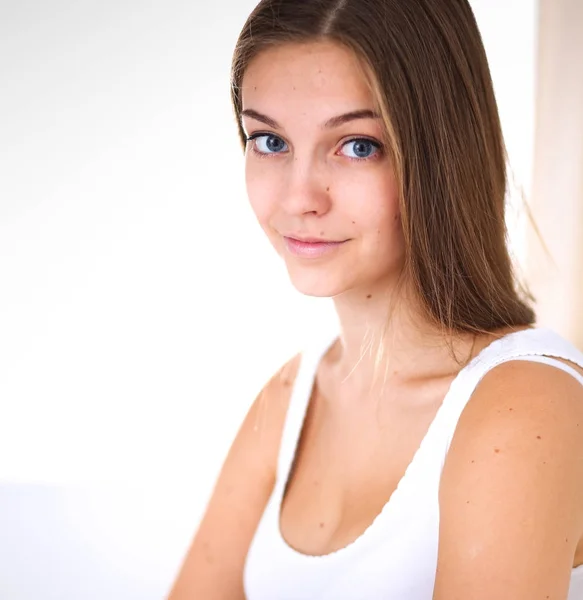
241, 41, 405, 298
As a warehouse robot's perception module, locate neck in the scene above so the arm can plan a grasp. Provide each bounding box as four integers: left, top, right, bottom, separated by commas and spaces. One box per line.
328, 280, 476, 397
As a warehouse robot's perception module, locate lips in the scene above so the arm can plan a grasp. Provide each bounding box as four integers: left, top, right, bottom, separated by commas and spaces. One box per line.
283, 236, 348, 258
285, 234, 345, 243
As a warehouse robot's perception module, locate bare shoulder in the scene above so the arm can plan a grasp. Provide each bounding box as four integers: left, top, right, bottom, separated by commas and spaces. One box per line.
167, 351, 302, 600
261, 350, 303, 425
245, 351, 302, 470
434, 358, 583, 599
454, 356, 583, 437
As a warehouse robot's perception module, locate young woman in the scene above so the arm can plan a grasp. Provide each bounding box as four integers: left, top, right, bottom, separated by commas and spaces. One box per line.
168, 1, 583, 598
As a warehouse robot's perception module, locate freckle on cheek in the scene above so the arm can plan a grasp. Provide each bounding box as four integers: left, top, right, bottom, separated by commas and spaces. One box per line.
494, 448, 500, 453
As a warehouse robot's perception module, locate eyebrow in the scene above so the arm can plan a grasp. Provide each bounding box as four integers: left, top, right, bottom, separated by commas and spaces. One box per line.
240, 108, 381, 130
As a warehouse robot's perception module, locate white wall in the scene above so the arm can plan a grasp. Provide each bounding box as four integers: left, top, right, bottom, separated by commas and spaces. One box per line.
526, 0, 583, 346
0, 1, 535, 598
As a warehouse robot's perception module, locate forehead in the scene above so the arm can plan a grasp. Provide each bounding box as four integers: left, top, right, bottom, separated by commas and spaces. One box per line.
241, 41, 376, 114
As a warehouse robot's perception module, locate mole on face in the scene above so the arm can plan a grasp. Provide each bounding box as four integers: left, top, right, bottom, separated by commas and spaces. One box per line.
326, 186, 330, 192
366, 294, 372, 299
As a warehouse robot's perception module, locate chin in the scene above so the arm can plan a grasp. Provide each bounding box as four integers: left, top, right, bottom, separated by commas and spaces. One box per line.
284, 257, 400, 300
291, 283, 340, 298
284, 264, 353, 298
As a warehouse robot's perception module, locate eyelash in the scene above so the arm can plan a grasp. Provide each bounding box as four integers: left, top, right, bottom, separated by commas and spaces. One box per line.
245, 133, 384, 163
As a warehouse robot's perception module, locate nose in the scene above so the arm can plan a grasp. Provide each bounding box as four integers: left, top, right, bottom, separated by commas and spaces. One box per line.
280, 157, 332, 217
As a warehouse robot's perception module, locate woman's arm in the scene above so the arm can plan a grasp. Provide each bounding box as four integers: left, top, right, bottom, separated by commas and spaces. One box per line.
434, 360, 583, 600
167, 353, 301, 600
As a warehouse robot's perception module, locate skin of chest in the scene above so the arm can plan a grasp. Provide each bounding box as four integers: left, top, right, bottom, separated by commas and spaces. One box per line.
279, 372, 453, 556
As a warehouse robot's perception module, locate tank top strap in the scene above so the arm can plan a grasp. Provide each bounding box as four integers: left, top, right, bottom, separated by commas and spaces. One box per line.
439, 327, 583, 454
275, 331, 338, 488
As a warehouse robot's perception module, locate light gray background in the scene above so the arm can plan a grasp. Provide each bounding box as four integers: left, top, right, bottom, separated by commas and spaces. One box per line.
0, 1, 535, 598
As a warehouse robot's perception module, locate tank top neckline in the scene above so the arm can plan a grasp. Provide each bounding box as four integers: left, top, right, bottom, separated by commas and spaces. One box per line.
273, 325, 554, 561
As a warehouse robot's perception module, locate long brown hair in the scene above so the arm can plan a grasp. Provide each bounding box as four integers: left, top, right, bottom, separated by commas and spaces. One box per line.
230, 0, 536, 339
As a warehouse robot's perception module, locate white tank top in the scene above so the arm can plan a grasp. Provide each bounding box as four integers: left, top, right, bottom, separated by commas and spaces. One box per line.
244, 327, 583, 599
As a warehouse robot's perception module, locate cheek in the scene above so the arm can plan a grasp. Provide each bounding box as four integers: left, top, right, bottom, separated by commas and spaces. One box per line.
245, 162, 275, 225
350, 175, 403, 253
352, 181, 400, 233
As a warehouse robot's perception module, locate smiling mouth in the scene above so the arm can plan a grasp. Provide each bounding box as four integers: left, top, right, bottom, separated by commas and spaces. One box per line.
286, 235, 346, 243
283, 236, 349, 258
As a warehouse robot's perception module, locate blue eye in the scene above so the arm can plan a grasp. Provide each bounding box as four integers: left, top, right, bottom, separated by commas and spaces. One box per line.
246, 134, 288, 156
342, 139, 381, 160
245, 133, 383, 162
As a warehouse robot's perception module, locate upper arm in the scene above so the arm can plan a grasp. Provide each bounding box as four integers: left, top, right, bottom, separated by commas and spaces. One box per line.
434, 360, 583, 600
167, 353, 301, 600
